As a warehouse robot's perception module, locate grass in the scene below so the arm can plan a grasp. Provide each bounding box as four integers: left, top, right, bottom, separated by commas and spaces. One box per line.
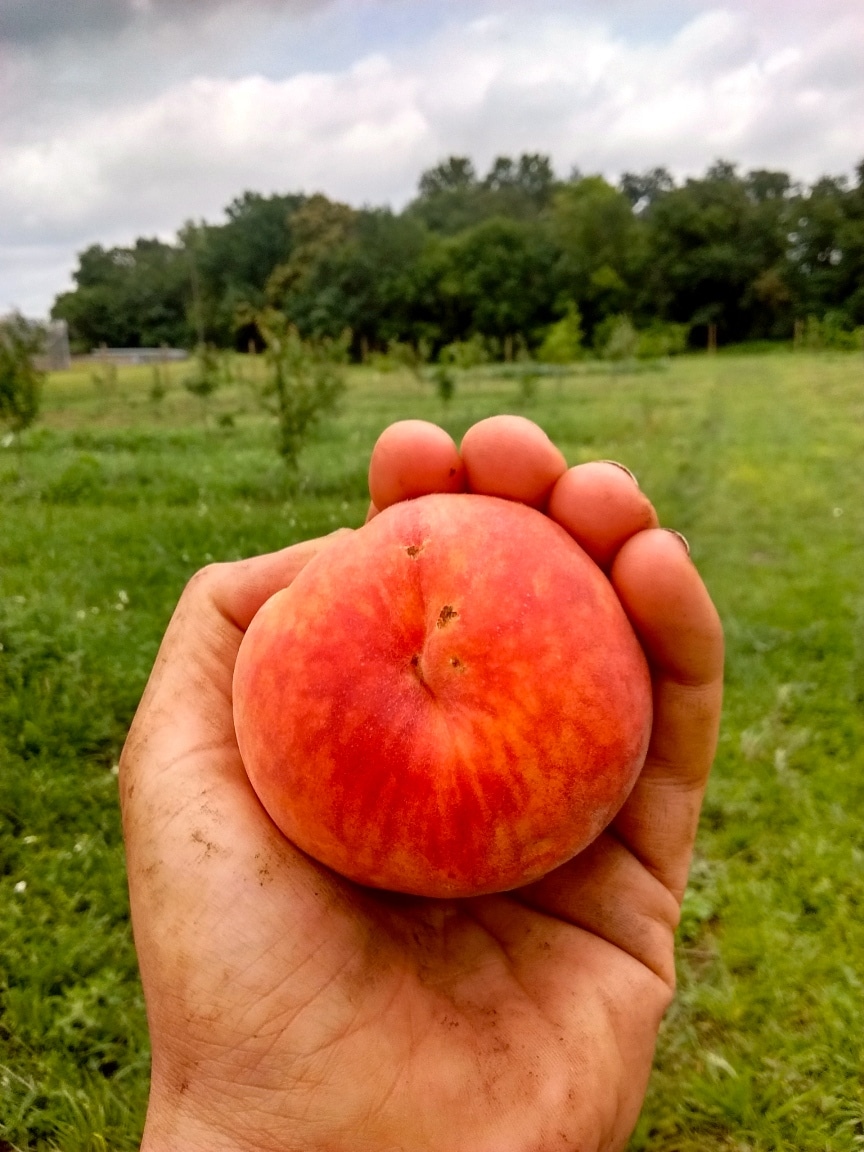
1, 351, 863, 1149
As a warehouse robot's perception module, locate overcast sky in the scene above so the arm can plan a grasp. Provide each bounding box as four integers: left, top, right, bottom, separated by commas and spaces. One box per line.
1, 0, 862, 317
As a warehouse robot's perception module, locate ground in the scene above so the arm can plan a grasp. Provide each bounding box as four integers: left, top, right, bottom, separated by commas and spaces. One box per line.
0, 351, 863, 1150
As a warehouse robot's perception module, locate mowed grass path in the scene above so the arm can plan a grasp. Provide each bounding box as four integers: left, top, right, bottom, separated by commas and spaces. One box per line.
1, 353, 862, 1149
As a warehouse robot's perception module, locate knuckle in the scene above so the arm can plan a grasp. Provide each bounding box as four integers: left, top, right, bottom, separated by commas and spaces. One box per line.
182, 561, 229, 605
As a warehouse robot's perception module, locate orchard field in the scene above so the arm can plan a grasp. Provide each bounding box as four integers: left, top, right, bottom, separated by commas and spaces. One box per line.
1, 351, 863, 1150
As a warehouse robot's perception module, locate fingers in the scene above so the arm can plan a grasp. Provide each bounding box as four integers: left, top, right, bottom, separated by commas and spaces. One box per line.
202, 533, 349, 632
369, 414, 571, 516
460, 415, 567, 507
367, 419, 658, 571
609, 529, 724, 900
517, 834, 681, 988
368, 420, 465, 512
548, 463, 659, 569
368, 415, 569, 516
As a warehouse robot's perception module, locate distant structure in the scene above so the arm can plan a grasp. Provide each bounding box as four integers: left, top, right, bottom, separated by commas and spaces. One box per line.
84, 346, 189, 366
34, 319, 72, 372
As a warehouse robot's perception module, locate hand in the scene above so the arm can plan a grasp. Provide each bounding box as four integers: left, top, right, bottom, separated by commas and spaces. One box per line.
121, 415, 723, 1152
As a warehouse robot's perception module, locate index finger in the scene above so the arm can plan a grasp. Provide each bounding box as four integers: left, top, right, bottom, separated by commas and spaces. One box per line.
610, 529, 724, 901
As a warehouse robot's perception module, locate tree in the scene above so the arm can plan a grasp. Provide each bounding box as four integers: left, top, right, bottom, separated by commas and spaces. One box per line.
482, 153, 557, 213
537, 304, 583, 364
52, 239, 192, 351
436, 217, 559, 347
639, 160, 795, 342
619, 167, 675, 211
266, 196, 357, 312
418, 156, 478, 197
268, 205, 428, 352
551, 177, 646, 337
410, 154, 559, 235
177, 193, 307, 347
789, 169, 864, 328
0, 313, 44, 435
257, 310, 347, 470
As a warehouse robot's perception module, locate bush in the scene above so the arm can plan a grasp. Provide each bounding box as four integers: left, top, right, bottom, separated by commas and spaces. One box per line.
183, 344, 222, 398
438, 334, 491, 370
800, 313, 864, 352
0, 313, 44, 435
432, 365, 456, 403
368, 340, 427, 377
595, 314, 638, 360
636, 321, 689, 359
537, 304, 583, 365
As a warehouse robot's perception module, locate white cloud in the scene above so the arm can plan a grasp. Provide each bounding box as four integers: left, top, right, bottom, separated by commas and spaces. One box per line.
1, 0, 863, 315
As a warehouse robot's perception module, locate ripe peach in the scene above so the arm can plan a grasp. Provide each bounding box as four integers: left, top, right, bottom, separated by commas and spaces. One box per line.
233, 494, 652, 898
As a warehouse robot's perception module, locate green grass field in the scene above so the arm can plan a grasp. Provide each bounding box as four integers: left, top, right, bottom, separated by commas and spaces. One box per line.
1, 352, 863, 1150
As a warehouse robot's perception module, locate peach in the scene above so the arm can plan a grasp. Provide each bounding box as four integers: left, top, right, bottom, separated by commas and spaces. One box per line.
233, 494, 652, 898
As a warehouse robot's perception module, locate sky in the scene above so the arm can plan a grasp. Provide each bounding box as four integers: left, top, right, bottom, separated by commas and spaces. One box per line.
1, 0, 863, 318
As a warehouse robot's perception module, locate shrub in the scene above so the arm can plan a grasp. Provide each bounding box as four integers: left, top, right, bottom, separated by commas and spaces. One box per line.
636, 321, 689, 359
595, 314, 638, 360
438, 334, 491, 370
0, 313, 44, 435
258, 310, 347, 469
799, 313, 864, 351
432, 365, 456, 403
368, 341, 427, 377
536, 304, 583, 365
183, 344, 222, 398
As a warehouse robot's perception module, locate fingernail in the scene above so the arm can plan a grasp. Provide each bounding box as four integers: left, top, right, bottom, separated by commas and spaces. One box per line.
600, 460, 639, 488
665, 528, 690, 556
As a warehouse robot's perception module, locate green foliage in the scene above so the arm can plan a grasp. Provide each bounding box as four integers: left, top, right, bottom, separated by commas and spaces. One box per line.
438, 334, 491, 370
551, 177, 644, 330
537, 303, 584, 364
432, 364, 456, 404
373, 340, 427, 378
800, 312, 864, 351
183, 344, 222, 399
437, 216, 558, 345
410, 153, 556, 235
183, 191, 305, 346
149, 363, 168, 403
0, 312, 44, 434
595, 314, 639, 360
49, 156, 864, 358
258, 311, 347, 469
635, 321, 690, 359
516, 370, 539, 404
52, 239, 194, 352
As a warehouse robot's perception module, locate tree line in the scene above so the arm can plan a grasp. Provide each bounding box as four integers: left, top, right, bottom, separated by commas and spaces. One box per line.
51, 154, 864, 358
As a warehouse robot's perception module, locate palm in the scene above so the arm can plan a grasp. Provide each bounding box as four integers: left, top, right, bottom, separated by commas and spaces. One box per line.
123, 417, 723, 1152
138, 739, 666, 1150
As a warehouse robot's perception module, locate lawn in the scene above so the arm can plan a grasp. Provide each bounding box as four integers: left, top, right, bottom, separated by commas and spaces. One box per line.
1, 351, 863, 1150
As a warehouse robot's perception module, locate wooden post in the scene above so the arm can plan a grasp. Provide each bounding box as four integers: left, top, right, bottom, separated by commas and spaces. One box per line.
793, 318, 804, 350
707, 323, 717, 354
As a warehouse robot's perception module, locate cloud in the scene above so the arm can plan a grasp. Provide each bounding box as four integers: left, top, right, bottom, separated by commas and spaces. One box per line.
1, 0, 863, 315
